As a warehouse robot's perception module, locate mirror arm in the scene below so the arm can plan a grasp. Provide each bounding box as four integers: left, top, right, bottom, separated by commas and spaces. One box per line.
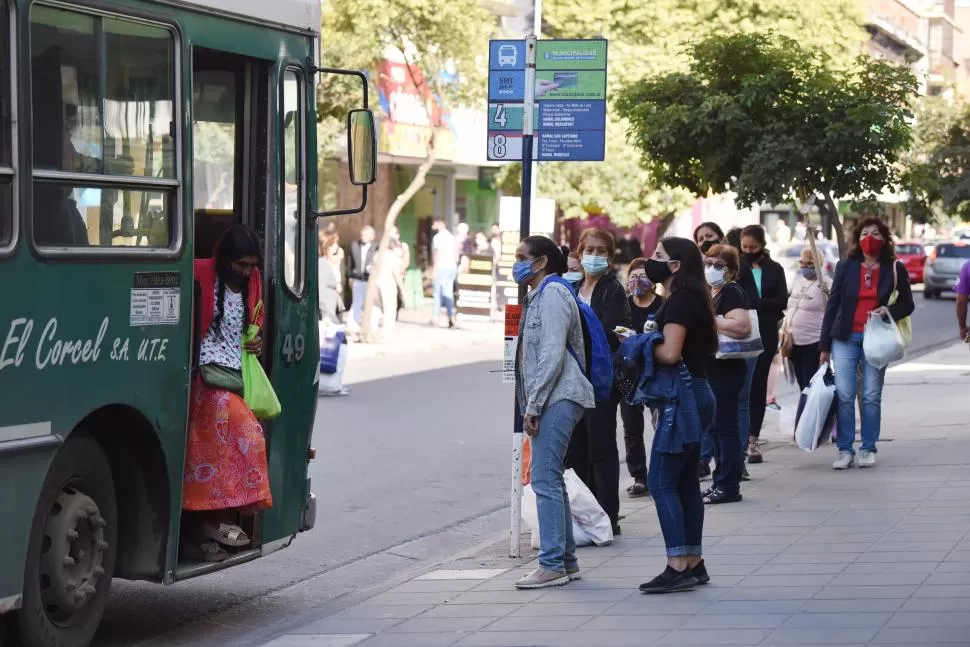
310, 66, 369, 109
309, 185, 368, 221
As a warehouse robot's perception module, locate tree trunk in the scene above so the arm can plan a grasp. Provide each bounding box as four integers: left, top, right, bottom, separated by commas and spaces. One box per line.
821, 192, 847, 258
358, 137, 438, 342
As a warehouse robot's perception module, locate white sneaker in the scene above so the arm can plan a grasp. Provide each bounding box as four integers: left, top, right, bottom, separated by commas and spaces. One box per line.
833, 451, 855, 470
857, 450, 876, 468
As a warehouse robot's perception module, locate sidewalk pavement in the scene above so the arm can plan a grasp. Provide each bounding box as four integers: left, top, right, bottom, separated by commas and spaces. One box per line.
267, 342, 970, 647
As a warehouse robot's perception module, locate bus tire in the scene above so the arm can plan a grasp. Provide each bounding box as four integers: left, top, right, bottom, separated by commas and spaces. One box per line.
16, 435, 117, 647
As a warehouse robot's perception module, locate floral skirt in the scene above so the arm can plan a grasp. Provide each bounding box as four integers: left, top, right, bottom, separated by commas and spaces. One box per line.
182, 377, 273, 511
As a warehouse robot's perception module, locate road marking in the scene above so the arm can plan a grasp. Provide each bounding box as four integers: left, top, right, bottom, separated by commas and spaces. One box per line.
0, 421, 52, 443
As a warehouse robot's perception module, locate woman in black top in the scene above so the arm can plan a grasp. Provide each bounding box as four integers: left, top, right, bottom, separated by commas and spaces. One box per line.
566, 227, 632, 533
621, 258, 664, 498
638, 237, 718, 594
741, 225, 788, 464
703, 245, 751, 504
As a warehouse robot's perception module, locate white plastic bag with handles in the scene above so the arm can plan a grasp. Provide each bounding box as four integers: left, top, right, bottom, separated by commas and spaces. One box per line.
520, 469, 614, 549
794, 365, 836, 452
863, 312, 905, 369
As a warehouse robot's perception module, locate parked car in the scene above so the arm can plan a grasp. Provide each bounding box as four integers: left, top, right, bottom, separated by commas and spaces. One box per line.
924, 242, 970, 299
895, 241, 927, 284
777, 241, 840, 292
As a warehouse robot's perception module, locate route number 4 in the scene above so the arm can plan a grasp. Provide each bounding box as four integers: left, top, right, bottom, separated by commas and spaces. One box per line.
493, 104, 508, 128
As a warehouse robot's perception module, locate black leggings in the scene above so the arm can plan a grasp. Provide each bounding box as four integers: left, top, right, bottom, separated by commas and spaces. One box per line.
791, 342, 821, 392
749, 325, 779, 440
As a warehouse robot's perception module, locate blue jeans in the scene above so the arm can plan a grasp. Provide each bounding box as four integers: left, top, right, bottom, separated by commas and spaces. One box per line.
832, 332, 887, 454
530, 399, 585, 572
648, 379, 715, 558
432, 266, 457, 319
738, 357, 756, 451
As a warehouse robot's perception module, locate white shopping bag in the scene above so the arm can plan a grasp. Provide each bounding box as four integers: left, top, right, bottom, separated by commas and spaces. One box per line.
794, 365, 836, 452
521, 469, 614, 549
863, 312, 905, 369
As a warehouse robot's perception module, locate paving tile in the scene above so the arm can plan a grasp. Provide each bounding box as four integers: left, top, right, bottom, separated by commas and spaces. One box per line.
416, 569, 508, 581
446, 590, 543, 605
359, 633, 461, 647
912, 584, 970, 598
799, 598, 906, 613
452, 631, 570, 647
843, 561, 938, 574
727, 587, 822, 601
813, 585, 917, 599
738, 574, 836, 587
783, 612, 892, 628
871, 626, 970, 644
885, 611, 970, 627
390, 580, 483, 593
579, 614, 686, 631
360, 592, 458, 606
385, 617, 493, 633
605, 598, 711, 615
419, 604, 519, 619
900, 597, 970, 612
680, 613, 789, 629
531, 588, 634, 603
856, 550, 949, 563
762, 627, 880, 644
702, 600, 804, 615
754, 563, 848, 576
291, 619, 402, 635
481, 615, 592, 632
507, 602, 615, 617
326, 606, 435, 621
828, 572, 930, 586
657, 628, 772, 645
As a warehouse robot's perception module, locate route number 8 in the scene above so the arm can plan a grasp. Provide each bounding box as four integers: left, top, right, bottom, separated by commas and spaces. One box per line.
492, 134, 507, 159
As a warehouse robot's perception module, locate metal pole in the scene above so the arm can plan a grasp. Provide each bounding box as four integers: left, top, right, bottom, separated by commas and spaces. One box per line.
530, 0, 541, 219
510, 35, 537, 559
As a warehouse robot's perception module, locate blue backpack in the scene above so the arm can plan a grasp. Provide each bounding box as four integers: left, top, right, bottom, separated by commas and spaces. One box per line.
537, 276, 614, 403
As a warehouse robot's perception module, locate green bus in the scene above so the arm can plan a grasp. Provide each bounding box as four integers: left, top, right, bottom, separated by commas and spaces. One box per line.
0, 0, 375, 645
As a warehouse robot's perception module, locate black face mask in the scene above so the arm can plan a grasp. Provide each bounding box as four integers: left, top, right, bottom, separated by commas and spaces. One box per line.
645, 258, 673, 284
699, 240, 720, 254
745, 250, 763, 264
218, 264, 249, 289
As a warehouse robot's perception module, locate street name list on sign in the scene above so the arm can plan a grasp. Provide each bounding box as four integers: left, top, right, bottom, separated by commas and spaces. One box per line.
486, 38, 608, 163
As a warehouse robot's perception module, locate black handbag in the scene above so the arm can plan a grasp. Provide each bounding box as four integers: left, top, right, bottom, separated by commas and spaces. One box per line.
200, 364, 244, 394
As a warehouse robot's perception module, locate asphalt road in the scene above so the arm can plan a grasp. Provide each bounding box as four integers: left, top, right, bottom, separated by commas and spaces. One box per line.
87, 292, 960, 646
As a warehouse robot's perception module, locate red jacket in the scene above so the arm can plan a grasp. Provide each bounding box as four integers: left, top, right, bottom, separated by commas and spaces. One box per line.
194, 258, 264, 337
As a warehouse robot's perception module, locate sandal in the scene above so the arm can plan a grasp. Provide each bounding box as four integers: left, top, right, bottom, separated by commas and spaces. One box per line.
627, 481, 649, 498
204, 523, 251, 547
704, 488, 743, 505
182, 541, 229, 562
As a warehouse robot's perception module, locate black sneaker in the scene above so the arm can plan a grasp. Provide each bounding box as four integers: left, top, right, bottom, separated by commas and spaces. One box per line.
741, 465, 751, 481
639, 566, 699, 594
692, 559, 710, 585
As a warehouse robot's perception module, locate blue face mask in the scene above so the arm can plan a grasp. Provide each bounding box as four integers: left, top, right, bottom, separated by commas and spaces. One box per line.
582, 254, 609, 275
512, 259, 537, 284
801, 268, 817, 280
563, 271, 584, 283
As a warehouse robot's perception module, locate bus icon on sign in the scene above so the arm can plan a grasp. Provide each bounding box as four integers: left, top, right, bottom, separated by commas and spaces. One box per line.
498, 45, 518, 66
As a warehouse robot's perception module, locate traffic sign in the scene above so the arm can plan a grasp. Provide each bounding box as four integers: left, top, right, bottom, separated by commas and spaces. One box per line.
486, 38, 607, 162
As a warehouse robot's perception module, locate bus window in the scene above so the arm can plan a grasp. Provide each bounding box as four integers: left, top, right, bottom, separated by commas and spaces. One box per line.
30, 6, 177, 249
281, 68, 304, 295
193, 70, 237, 211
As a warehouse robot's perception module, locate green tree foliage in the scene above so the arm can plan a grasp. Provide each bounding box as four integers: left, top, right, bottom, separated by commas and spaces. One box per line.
903, 98, 970, 223
503, 0, 867, 229
616, 32, 917, 255
320, 0, 495, 340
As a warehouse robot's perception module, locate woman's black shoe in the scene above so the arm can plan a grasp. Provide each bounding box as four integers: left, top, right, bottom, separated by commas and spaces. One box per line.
698, 461, 712, 478
741, 465, 751, 481
704, 488, 743, 505
692, 559, 710, 585
639, 566, 699, 594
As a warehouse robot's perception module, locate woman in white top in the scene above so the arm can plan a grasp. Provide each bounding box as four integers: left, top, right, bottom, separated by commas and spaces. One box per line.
783, 247, 832, 390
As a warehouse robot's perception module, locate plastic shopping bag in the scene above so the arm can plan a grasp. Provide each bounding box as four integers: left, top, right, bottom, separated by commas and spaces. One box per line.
521, 437, 531, 486
522, 484, 541, 550
564, 469, 614, 546
319, 325, 346, 375
318, 344, 348, 395
793, 365, 836, 452
242, 323, 282, 420
863, 312, 905, 369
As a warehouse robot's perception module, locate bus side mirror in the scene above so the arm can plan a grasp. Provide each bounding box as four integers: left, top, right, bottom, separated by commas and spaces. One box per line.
348, 109, 376, 186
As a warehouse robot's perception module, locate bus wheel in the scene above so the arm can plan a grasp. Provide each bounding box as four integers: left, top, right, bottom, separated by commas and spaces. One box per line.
17, 436, 117, 647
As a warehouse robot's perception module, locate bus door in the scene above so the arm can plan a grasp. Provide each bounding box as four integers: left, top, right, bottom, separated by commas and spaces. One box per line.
187, 47, 272, 560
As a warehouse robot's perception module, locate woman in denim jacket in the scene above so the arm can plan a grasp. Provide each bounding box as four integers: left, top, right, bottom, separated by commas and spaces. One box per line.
513, 236, 595, 589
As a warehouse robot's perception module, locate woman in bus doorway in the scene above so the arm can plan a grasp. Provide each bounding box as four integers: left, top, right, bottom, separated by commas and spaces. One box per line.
740, 225, 788, 465
820, 217, 914, 469
183, 224, 273, 562
568, 227, 631, 534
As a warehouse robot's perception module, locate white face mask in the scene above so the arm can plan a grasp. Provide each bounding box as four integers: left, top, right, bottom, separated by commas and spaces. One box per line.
705, 265, 727, 288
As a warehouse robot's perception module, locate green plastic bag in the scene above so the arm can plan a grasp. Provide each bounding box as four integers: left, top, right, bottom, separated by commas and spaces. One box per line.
243, 323, 281, 420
